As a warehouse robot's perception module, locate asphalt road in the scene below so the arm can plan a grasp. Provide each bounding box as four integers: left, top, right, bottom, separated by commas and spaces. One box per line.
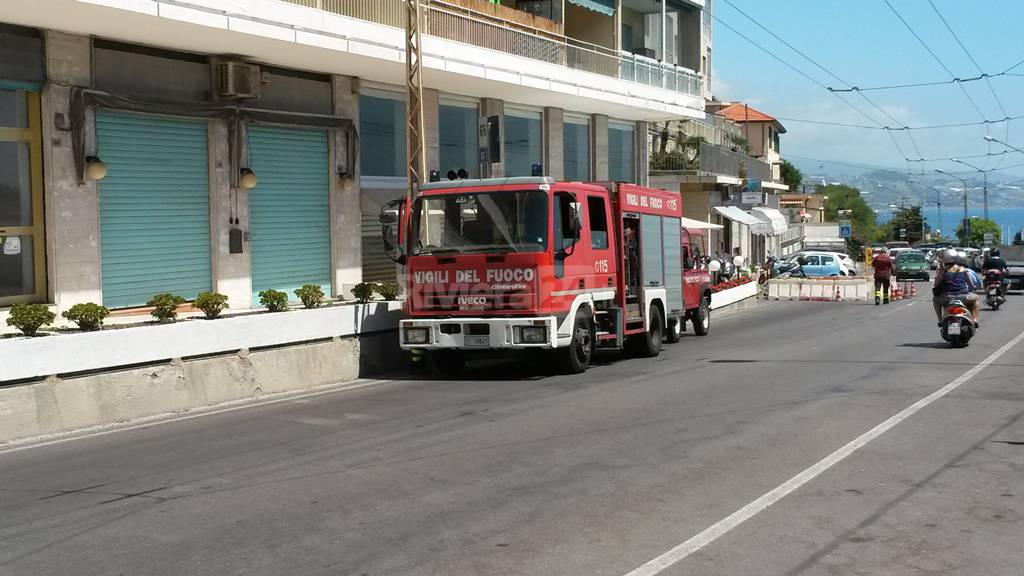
2, 291, 1023, 576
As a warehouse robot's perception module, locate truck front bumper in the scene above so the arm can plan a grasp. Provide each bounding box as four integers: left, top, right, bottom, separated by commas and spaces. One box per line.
400, 317, 559, 350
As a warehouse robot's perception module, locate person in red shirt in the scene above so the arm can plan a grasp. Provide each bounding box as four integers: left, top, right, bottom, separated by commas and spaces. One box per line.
871, 248, 894, 305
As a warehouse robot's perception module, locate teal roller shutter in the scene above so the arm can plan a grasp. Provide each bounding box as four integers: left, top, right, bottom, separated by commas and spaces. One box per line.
96, 111, 212, 308
248, 125, 331, 306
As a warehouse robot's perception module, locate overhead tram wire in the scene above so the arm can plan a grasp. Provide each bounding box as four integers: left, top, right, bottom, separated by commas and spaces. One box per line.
718, 0, 922, 163
773, 112, 1024, 131
882, 0, 991, 124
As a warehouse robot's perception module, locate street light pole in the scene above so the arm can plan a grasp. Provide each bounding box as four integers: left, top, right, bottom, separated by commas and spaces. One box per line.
936, 168, 968, 244
951, 158, 989, 220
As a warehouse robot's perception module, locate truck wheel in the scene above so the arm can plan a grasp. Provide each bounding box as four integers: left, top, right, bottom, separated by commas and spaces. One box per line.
691, 296, 711, 336
560, 314, 593, 374
431, 350, 466, 377
665, 315, 683, 344
631, 306, 663, 358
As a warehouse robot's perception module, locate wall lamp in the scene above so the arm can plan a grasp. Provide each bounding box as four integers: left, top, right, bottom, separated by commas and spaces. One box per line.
239, 168, 258, 189
85, 156, 108, 181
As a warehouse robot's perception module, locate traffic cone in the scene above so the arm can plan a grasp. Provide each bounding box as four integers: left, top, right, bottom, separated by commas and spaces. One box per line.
910, 283, 917, 297
835, 283, 843, 302
892, 284, 901, 301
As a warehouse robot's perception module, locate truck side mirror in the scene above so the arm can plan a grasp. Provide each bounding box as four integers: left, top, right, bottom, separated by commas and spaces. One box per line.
380, 198, 407, 265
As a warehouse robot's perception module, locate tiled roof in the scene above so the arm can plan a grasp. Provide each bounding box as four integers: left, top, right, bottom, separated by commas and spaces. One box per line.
716, 103, 776, 123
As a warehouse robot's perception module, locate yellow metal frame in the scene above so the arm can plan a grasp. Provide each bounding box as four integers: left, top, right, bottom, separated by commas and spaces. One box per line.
0, 91, 46, 306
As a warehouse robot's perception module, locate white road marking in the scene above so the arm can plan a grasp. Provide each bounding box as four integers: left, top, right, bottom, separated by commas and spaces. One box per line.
0, 378, 397, 455
622, 327, 1024, 576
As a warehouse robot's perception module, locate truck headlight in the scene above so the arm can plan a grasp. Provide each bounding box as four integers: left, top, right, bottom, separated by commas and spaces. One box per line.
404, 327, 429, 344
517, 326, 547, 344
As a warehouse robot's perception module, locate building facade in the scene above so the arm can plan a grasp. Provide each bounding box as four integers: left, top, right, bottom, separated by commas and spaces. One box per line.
0, 0, 711, 313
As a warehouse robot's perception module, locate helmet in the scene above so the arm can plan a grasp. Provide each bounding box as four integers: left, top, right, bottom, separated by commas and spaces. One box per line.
991, 248, 1001, 257
942, 248, 958, 264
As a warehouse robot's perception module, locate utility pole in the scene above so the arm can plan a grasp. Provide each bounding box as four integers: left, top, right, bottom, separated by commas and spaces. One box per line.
406, 0, 426, 201
935, 169, 968, 245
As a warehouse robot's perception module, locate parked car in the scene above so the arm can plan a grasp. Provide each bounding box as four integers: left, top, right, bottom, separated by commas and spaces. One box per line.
894, 250, 930, 281
775, 251, 854, 276
795, 251, 846, 277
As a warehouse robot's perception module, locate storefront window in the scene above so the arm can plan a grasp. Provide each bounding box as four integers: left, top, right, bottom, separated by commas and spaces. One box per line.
609, 121, 636, 183
439, 99, 478, 178
564, 115, 590, 181
359, 92, 406, 177
0, 89, 44, 303
504, 107, 542, 177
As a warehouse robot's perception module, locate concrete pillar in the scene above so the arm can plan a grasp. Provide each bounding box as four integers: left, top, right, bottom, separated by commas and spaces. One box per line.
209, 121, 250, 307
635, 120, 649, 186
591, 114, 609, 181
423, 88, 440, 177
544, 107, 564, 180
41, 32, 100, 312
481, 98, 503, 178
331, 75, 362, 296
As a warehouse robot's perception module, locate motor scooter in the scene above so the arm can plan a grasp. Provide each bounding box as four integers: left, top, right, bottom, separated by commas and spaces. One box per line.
984, 269, 1006, 310
940, 298, 975, 348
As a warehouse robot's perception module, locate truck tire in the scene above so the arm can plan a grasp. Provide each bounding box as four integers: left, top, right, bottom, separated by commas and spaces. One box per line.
431, 350, 466, 377
690, 296, 711, 336
631, 306, 663, 358
665, 315, 683, 344
560, 313, 594, 374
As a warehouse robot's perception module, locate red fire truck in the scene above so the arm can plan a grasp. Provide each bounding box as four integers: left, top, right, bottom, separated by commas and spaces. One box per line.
381, 177, 713, 374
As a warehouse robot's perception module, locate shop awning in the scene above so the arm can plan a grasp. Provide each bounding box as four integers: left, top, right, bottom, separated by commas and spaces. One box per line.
751, 207, 789, 236
567, 0, 615, 16
713, 205, 762, 227
680, 216, 724, 230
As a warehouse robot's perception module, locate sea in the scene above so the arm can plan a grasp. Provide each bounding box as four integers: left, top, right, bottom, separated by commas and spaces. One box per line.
878, 206, 1024, 243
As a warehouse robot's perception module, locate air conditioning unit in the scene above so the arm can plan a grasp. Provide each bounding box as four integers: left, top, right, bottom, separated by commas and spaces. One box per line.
217, 61, 261, 99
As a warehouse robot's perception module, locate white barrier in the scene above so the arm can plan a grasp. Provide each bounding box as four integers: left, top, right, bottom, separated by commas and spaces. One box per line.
767, 277, 872, 302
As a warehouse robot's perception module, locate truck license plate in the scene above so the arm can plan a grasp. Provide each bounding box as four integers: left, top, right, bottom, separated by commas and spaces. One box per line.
947, 322, 961, 335
464, 335, 489, 347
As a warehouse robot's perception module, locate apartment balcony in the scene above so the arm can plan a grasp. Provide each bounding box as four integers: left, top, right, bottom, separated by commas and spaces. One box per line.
0, 0, 706, 121
284, 0, 704, 99
650, 141, 773, 182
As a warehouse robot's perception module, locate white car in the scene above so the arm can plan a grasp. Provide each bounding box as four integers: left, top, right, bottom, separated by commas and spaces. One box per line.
783, 251, 855, 277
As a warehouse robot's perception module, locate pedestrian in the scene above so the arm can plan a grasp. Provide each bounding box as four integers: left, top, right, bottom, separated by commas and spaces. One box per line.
871, 247, 894, 305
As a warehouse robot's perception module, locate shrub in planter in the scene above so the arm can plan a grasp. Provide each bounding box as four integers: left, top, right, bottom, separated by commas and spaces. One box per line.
294, 284, 325, 309
375, 282, 399, 301
6, 303, 56, 336
259, 289, 289, 312
194, 291, 229, 319
147, 293, 187, 322
351, 282, 376, 304
61, 302, 110, 331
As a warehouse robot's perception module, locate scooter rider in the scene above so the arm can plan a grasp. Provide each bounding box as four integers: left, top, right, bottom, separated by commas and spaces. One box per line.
933, 248, 981, 327
982, 248, 1011, 294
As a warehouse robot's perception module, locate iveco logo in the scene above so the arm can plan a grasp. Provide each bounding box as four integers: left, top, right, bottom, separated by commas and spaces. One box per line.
458, 297, 488, 306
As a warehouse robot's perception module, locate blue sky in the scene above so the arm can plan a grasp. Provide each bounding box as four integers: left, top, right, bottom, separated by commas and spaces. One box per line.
711, 0, 1024, 180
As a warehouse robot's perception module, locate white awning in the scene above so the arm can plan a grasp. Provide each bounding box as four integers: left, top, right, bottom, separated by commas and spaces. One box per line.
713, 205, 762, 227
751, 207, 789, 236
680, 216, 724, 230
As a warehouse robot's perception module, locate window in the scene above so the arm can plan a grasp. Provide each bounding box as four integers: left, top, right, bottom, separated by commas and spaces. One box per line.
608, 121, 635, 183
0, 89, 44, 304
587, 196, 609, 250
553, 192, 581, 253
359, 91, 406, 177
439, 99, 479, 178
504, 107, 542, 177
564, 115, 590, 181
411, 191, 548, 255
821, 256, 835, 266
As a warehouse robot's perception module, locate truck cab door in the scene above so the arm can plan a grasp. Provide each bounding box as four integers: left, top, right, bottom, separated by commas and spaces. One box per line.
553, 191, 582, 279
380, 197, 408, 264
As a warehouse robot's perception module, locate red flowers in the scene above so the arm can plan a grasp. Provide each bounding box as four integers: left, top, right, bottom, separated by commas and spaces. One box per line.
710, 276, 753, 293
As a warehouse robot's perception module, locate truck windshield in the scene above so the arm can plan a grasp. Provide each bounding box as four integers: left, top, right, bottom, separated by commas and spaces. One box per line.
411, 190, 549, 255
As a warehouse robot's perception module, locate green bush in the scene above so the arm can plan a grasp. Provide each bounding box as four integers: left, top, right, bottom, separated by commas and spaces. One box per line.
351, 282, 376, 304
194, 291, 229, 319
294, 284, 325, 309
6, 303, 56, 336
259, 289, 289, 312
375, 282, 399, 301
61, 302, 110, 331
147, 293, 187, 322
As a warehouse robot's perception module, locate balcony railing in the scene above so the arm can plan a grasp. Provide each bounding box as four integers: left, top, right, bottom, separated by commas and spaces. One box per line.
650, 141, 773, 182
281, 0, 704, 97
